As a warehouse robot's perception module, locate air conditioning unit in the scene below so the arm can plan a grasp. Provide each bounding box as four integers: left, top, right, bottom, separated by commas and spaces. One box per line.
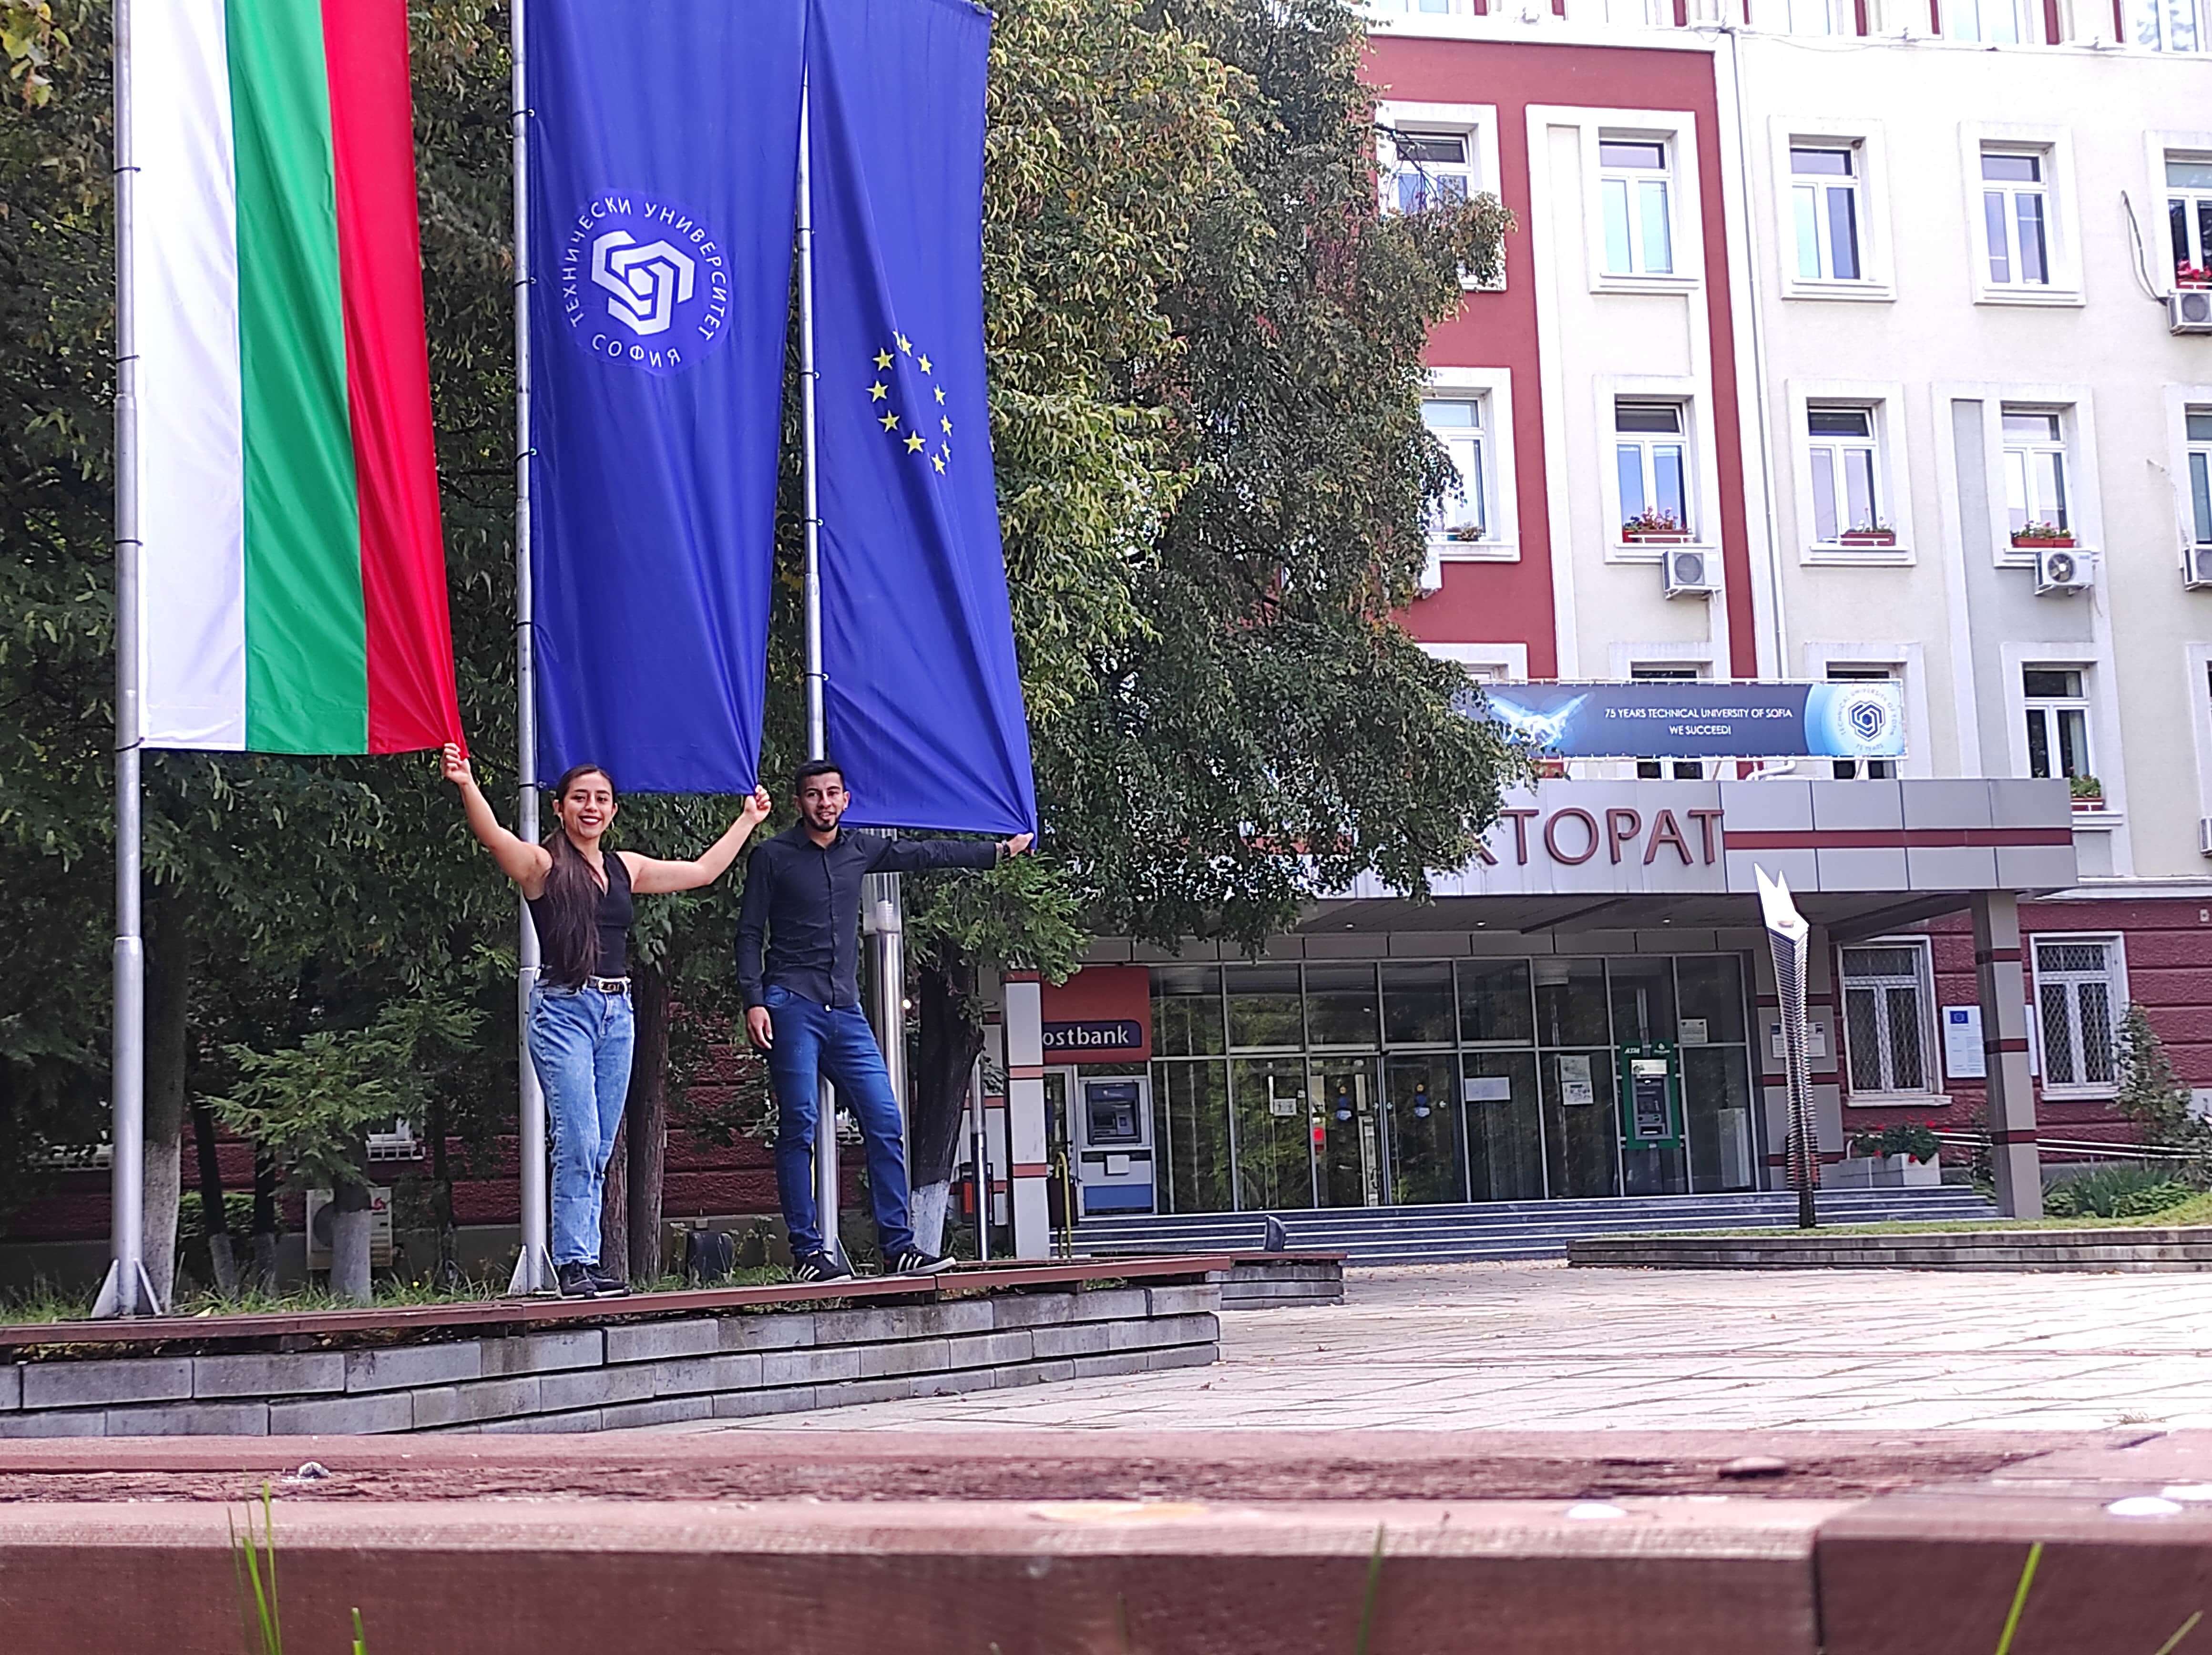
2171, 289, 2212, 334
1661, 544, 1719, 598
2033, 543, 2091, 595
2199, 816, 2212, 857
2186, 542, 2212, 590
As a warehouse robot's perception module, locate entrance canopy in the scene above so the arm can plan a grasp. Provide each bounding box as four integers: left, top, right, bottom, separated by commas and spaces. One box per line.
1317, 777, 2076, 942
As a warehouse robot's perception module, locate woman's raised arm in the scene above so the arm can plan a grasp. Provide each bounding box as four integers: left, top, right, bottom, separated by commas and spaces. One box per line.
624, 786, 775, 894
442, 744, 553, 893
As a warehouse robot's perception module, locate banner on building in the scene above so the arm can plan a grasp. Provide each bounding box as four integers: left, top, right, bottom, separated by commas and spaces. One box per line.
805, 0, 1038, 835
133, 0, 460, 755
1473, 680, 1906, 761
524, 0, 804, 792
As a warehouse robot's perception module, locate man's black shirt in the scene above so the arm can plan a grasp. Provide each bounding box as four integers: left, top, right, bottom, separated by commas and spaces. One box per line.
736, 824, 998, 1009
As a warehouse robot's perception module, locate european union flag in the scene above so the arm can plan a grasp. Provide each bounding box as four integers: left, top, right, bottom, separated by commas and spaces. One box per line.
807, 0, 1038, 836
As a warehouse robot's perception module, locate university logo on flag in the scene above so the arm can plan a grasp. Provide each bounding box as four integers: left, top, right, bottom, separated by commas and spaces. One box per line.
557, 193, 735, 373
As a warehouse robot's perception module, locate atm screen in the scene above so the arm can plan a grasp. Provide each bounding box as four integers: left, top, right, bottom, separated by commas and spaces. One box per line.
1085, 1081, 1143, 1145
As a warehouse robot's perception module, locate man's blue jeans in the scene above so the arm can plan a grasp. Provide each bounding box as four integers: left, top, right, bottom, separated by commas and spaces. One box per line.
762, 986, 913, 1260
527, 983, 634, 1267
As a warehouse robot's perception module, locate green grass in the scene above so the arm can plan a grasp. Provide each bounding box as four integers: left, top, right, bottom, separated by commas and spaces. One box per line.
1, 1264, 797, 1328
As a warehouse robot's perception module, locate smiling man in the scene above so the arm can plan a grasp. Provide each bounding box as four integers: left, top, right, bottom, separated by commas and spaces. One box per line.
737, 759, 1032, 1280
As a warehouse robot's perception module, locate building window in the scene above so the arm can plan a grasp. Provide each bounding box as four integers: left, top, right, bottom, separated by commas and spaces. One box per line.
1423, 397, 1488, 543
1807, 406, 1882, 544
1791, 146, 1863, 281
2022, 666, 2091, 782
1981, 149, 2052, 288
1599, 139, 1675, 277
2127, 0, 2203, 49
1840, 942, 1934, 1097
2002, 409, 2069, 538
2171, 153, 2212, 282
1615, 401, 1691, 536
1827, 663, 1899, 780
1756, 0, 1848, 31
1391, 131, 1473, 216
2032, 936, 2123, 1094
2189, 407, 2212, 547
1947, 0, 2029, 39
1631, 664, 1703, 780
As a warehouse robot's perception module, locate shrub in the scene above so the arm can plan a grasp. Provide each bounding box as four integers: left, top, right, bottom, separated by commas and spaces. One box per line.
2113, 1004, 2212, 1187
1848, 1121, 1941, 1163
2043, 1164, 2193, 1220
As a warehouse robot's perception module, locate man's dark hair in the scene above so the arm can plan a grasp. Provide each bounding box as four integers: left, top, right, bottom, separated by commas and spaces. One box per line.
792, 758, 845, 794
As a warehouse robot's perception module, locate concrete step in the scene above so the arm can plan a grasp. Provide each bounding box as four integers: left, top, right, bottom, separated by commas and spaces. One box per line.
1074, 1189, 1998, 1266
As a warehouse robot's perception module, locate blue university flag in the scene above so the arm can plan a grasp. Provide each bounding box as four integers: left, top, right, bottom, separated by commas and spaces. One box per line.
806, 0, 1039, 835
524, 0, 803, 793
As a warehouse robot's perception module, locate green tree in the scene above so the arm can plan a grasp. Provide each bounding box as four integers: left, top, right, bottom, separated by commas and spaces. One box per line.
2114, 1002, 2212, 1185
901, 0, 1520, 1242
209, 994, 481, 1300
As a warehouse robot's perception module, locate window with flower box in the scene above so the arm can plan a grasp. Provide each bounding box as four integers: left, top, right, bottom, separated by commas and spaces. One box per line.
1615, 401, 1692, 541
2002, 409, 2070, 542
2171, 153, 2212, 287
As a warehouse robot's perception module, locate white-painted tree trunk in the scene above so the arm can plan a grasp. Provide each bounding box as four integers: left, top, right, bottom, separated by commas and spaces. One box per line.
328, 1196, 374, 1305
910, 1180, 951, 1257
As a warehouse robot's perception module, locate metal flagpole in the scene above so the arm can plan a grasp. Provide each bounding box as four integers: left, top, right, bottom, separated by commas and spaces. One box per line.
92, 0, 159, 1319
796, 73, 848, 1271
506, 0, 553, 1296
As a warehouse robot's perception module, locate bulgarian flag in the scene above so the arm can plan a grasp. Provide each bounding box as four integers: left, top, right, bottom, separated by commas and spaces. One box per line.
131, 0, 461, 754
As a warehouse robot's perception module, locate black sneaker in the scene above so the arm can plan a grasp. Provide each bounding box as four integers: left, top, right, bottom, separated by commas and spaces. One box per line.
790, 1252, 855, 1284
587, 1262, 630, 1297
556, 1262, 601, 1299
889, 1247, 957, 1276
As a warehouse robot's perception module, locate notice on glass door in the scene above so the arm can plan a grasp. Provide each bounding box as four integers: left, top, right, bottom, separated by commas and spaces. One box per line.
1558, 1054, 1596, 1107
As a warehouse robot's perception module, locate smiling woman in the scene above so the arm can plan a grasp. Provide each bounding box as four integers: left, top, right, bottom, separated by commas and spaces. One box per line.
441, 746, 772, 1299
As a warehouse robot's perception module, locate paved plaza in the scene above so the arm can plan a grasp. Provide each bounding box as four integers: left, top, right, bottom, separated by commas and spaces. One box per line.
694, 1261, 2212, 1433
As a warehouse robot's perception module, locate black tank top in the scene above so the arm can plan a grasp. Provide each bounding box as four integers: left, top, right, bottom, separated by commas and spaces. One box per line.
529, 850, 633, 985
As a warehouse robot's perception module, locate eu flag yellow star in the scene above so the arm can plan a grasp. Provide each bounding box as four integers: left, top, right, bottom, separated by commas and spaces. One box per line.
866, 333, 956, 476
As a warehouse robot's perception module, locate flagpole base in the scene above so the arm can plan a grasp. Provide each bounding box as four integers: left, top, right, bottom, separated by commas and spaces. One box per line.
506, 1244, 556, 1297
88, 1258, 163, 1320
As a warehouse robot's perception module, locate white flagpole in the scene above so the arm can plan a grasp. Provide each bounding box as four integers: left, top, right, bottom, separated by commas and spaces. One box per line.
92, 0, 158, 1319
506, 0, 553, 1296
796, 74, 847, 1271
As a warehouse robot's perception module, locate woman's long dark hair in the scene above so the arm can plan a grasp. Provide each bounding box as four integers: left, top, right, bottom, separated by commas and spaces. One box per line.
538, 764, 614, 987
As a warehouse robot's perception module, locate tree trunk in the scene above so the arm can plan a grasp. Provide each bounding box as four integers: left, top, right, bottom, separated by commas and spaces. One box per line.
626, 960, 671, 1284
328, 1171, 373, 1305
599, 1116, 629, 1281
189, 1097, 239, 1297
910, 949, 985, 1255
142, 895, 190, 1309
249, 1145, 279, 1292
427, 1091, 458, 1287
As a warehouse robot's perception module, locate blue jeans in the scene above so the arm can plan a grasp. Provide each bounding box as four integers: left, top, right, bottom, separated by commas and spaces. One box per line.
762, 987, 913, 1260
527, 983, 634, 1266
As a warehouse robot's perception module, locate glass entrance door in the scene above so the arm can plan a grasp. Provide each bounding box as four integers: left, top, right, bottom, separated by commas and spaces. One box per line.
1312, 1056, 1384, 1208
1383, 1055, 1466, 1205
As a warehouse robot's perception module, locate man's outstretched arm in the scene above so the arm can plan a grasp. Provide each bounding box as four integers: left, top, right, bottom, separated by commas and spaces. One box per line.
868, 832, 1032, 874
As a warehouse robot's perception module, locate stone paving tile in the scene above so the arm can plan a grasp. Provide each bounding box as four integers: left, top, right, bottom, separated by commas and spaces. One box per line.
676, 1260, 2212, 1433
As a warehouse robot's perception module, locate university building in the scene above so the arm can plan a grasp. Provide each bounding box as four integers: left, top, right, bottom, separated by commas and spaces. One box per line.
1015, 0, 2212, 1246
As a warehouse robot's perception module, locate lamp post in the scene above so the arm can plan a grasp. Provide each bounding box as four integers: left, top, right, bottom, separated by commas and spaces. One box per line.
1756, 867, 1819, 1231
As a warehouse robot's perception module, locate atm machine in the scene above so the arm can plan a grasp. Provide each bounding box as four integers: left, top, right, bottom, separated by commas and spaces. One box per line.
1072, 1073, 1156, 1215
